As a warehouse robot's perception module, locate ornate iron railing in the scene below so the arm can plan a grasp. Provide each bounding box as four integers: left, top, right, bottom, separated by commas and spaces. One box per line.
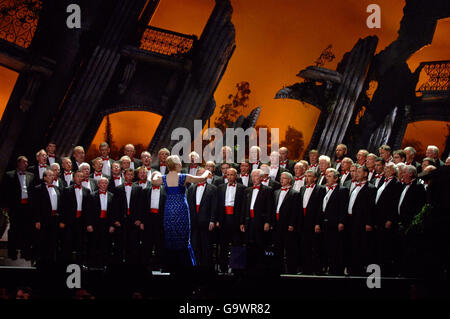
417, 60, 450, 97
139, 25, 196, 58
0, 0, 42, 48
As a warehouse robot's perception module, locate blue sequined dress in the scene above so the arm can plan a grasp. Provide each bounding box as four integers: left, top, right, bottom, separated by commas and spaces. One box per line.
162, 173, 196, 267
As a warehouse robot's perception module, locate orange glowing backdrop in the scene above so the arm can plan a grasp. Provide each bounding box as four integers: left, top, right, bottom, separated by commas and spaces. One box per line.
0, 0, 449, 158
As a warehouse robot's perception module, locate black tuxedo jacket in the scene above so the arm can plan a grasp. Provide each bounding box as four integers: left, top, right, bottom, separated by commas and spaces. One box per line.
350, 182, 376, 230
83, 178, 98, 193
320, 184, 349, 227
87, 190, 115, 227
217, 183, 246, 227
317, 172, 327, 186
61, 185, 90, 225
279, 159, 296, 174
243, 185, 274, 227
61, 172, 74, 188
370, 174, 385, 189
374, 177, 403, 227
32, 184, 61, 224
398, 180, 426, 227
113, 184, 143, 223
214, 162, 240, 176
151, 162, 168, 175
1, 170, 35, 208
46, 156, 62, 168
273, 188, 300, 231
261, 179, 281, 191
339, 172, 352, 186
53, 178, 65, 193
140, 184, 167, 222
299, 184, 326, 231
187, 183, 218, 227
28, 164, 49, 184
71, 159, 87, 174
237, 174, 252, 187
108, 175, 124, 194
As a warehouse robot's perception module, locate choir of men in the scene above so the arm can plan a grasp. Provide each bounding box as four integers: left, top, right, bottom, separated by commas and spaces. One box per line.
1, 141, 447, 278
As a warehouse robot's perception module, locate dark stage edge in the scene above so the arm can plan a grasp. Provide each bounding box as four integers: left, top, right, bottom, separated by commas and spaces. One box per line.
1, 263, 445, 300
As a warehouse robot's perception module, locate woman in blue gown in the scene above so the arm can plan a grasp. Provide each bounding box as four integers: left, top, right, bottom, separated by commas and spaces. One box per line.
152, 155, 210, 271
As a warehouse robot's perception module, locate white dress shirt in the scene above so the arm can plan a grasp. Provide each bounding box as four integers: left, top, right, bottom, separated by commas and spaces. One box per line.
374, 174, 383, 188
240, 174, 249, 187
46, 184, 58, 211
53, 179, 60, 188
189, 166, 198, 176
398, 183, 412, 215
340, 171, 350, 186
151, 186, 161, 209
348, 182, 365, 215
368, 169, 375, 182
269, 166, 278, 181
276, 187, 289, 213
93, 172, 102, 181
38, 165, 46, 179
48, 156, 56, 165
102, 159, 111, 176
318, 173, 326, 185
130, 161, 135, 170
75, 187, 83, 211
303, 184, 315, 208
100, 192, 108, 211
376, 177, 393, 204
17, 172, 28, 199
323, 184, 337, 211
82, 179, 91, 191
64, 172, 73, 186
250, 186, 260, 210
293, 176, 305, 192
350, 181, 357, 193
196, 183, 206, 206
225, 183, 237, 207
113, 176, 122, 187
125, 184, 132, 208
160, 165, 167, 175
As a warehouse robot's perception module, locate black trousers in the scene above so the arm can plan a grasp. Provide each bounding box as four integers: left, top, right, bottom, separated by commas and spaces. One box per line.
35, 218, 59, 264
142, 214, 164, 266
191, 225, 213, 268
300, 230, 321, 273
273, 228, 298, 274
218, 216, 241, 271
321, 222, 344, 274
7, 203, 34, 258
61, 220, 86, 263
87, 222, 113, 266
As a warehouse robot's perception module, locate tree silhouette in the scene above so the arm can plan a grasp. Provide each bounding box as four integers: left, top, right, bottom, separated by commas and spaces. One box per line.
281, 126, 304, 160
104, 115, 114, 147
214, 81, 251, 132
314, 44, 336, 67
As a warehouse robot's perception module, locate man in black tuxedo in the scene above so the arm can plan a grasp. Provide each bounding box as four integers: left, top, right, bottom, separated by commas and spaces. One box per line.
214, 146, 239, 176
151, 148, 170, 175
33, 169, 61, 264
71, 146, 86, 172
113, 168, 143, 264
378, 144, 393, 164
371, 157, 385, 188
109, 162, 124, 194
242, 169, 274, 270
79, 163, 98, 193
345, 165, 376, 275
292, 162, 307, 192
50, 163, 64, 192
140, 174, 166, 268
140, 151, 156, 180
249, 146, 262, 172
317, 155, 331, 186
343, 164, 358, 193
99, 142, 114, 177
204, 161, 222, 186
86, 177, 116, 266
338, 157, 353, 187
366, 153, 377, 182
135, 166, 151, 189
279, 147, 296, 174
319, 168, 348, 275
90, 157, 105, 182
272, 172, 300, 274
1, 156, 35, 260
260, 164, 281, 191
426, 145, 445, 168
308, 149, 320, 173
61, 157, 74, 187
373, 162, 403, 275
216, 168, 246, 272
333, 144, 347, 173
183, 151, 201, 176
238, 160, 252, 187
124, 144, 142, 170
404, 146, 422, 174
268, 151, 289, 183
59, 171, 90, 263
356, 149, 369, 166
214, 162, 231, 186
299, 169, 325, 274
187, 167, 218, 268
29, 149, 49, 184
45, 141, 61, 167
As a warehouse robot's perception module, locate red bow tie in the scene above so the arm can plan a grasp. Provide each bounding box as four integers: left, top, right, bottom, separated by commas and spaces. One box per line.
262, 178, 269, 183
281, 187, 289, 191
113, 176, 121, 180
369, 169, 375, 173
336, 159, 341, 163
241, 173, 248, 177
102, 157, 109, 161
385, 177, 393, 183
310, 164, 317, 167
139, 181, 146, 184
252, 185, 260, 190
375, 174, 382, 178
18, 172, 26, 175
327, 185, 336, 191
406, 162, 412, 166
190, 164, 198, 169
152, 185, 160, 190
356, 182, 366, 187
228, 183, 236, 187
160, 164, 166, 167
197, 182, 205, 187
306, 184, 315, 188
343, 171, 349, 175
83, 178, 89, 182
65, 171, 72, 175
125, 183, 133, 187
280, 161, 287, 165
295, 176, 304, 181
99, 191, 106, 195
48, 154, 55, 158
321, 172, 325, 176
251, 161, 260, 165
46, 184, 54, 188
94, 172, 102, 176
39, 164, 47, 168
74, 185, 82, 189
